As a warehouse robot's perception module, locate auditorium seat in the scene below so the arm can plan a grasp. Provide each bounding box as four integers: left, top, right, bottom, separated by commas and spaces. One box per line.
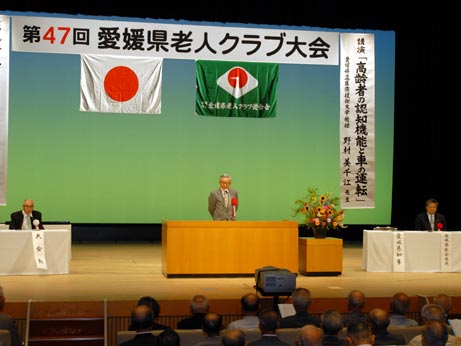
117, 330, 204, 346
117, 328, 301, 346
0, 329, 11, 346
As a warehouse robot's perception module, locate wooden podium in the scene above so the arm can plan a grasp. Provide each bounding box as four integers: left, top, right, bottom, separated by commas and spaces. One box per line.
298, 237, 343, 276
161, 220, 298, 277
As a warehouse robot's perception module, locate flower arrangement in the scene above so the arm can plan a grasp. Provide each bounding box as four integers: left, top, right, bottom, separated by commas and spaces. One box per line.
293, 187, 346, 231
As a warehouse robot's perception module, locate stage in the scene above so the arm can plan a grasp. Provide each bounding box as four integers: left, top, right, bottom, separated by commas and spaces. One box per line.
2, 241, 461, 302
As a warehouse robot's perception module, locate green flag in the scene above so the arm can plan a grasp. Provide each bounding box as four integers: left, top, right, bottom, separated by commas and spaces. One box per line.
196, 60, 278, 118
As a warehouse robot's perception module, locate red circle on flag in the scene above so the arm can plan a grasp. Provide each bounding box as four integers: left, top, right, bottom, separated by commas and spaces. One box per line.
227, 67, 248, 88
104, 66, 139, 102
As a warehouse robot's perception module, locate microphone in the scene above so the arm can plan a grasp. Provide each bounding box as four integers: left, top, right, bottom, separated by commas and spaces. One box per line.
32, 219, 40, 230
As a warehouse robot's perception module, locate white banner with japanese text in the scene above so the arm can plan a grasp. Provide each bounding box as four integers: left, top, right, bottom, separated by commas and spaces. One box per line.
11, 16, 339, 65
0, 16, 9, 205
339, 33, 375, 208
32, 230, 48, 269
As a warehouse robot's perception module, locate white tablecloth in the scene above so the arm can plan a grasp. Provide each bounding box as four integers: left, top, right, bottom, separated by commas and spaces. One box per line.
0, 229, 71, 275
362, 230, 461, 272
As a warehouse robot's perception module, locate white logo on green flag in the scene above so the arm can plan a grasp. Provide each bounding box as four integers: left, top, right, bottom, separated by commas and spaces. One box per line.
217, 67, 258, 99
196, 60, 278, 118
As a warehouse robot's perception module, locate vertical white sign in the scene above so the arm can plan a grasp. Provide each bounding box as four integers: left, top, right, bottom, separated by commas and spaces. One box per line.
339, 33, 375, 208
0, 16, 9, 205
32, 230, 48, 270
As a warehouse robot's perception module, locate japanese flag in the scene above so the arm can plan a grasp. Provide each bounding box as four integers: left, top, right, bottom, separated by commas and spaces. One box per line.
80, 54, 162, 114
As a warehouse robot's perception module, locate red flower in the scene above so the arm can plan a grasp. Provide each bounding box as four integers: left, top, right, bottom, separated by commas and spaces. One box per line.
437, 222, 443, 231
231, 198, 238, 206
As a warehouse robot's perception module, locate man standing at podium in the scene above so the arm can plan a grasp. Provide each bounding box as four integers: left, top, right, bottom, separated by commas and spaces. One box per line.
414, 198, 446, 231
208, 174, 239, 221
9, 198, 44, 230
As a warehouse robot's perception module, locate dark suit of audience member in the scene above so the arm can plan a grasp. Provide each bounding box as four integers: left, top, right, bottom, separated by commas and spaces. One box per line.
177, 294, 209, 329
0, 286, 22, 346
389, 292, 419, 327
296, 325, 323, 346
342, 289, 368, 328
320, 309, 349, 346
280, 288, 321, 328
191, 312, 223, 346
120, 304, 157, 346
129, 296, 171, 330
248, 309, 291, 346
222, 329, 246, 346
414, 198, 447, 231
368, 308, 406, 345
9, 199, 44, 230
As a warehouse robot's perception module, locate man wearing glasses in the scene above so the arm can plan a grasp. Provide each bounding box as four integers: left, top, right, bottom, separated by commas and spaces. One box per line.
9, 199, 44, 230
208, 174, 239, 221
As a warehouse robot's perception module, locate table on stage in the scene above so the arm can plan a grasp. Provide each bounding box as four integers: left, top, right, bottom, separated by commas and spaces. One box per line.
362, 230, 461, 272
0, 229, 71, 275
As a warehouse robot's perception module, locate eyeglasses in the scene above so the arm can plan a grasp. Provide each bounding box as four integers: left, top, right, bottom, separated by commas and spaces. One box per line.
23, 205, 34, 208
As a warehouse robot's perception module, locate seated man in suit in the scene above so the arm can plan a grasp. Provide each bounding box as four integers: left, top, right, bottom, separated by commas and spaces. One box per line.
120, 304, 157, 346
177, 295, 209, 329
414, 198, 447, 231
421, 320, 449, 346
222, 329, 247, 346
408, 304, 459, 346
346, 321, 375, 346
368, 308, 406, 345
9, 199, 44, 230
296, 324, 323, 346
0, 286, 22, 346
248, 309, 291, 346
227, 293, 260, 330
280, 287, 321, 328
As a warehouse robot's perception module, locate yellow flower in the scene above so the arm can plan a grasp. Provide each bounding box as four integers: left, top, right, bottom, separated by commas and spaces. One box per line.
293, 187, 346, 231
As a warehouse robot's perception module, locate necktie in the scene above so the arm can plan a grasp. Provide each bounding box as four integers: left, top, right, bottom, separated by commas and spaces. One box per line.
430, 214, 434, 231
224, 190, 229, 207
25, 215, 32, 230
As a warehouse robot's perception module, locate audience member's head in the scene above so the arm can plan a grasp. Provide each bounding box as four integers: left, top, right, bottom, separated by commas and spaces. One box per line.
368, 308, 390, 333
222, 329, 247, 346
347, 321, 374, 346
240, 293, 260, 315
190, 294, 209, 314
421, 304, 446, 323
202, 312, 222, 336
258, 309, 280, 334
390, 292, 411, 316
421, 319, 449, 346
296, 324, 323, 346
347, 289, 366, 312
158, 329, 181, 346
137, 296, 161, 318
320, 308, 343, 335
433, 293, 452, 316
291, 287, 312, 312
129, 304, 155, 332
